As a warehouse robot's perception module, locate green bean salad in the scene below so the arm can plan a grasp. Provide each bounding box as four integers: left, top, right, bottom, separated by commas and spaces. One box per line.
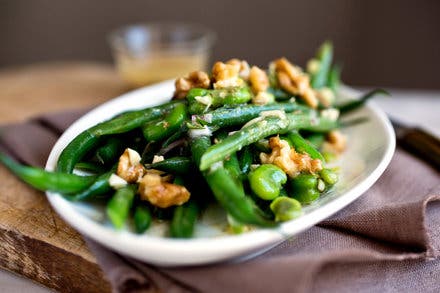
0, 42, 388, 238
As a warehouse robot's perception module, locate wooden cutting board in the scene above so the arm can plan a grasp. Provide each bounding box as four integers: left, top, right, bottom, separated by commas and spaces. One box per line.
0, 62, 128, 292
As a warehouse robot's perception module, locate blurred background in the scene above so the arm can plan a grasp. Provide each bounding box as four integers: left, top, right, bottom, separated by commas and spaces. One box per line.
0, 0, 439, 88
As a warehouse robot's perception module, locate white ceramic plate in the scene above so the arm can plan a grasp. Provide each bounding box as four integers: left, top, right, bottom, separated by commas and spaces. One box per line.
46, 80, 395, 266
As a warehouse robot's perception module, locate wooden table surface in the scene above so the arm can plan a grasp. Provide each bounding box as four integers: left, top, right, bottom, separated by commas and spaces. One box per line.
0, 62, 128, 292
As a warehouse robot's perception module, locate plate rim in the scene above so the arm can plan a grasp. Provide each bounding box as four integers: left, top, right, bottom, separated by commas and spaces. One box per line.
45, 81, 395, 266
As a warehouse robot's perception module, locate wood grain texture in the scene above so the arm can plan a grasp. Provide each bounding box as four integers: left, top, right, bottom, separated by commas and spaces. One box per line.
0, 62, 127, 291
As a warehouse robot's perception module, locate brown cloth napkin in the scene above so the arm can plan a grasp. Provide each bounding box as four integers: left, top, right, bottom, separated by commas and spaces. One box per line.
1, 110, 440, 293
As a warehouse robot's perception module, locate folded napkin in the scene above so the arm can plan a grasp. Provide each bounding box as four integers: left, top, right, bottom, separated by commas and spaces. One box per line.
1, 110, 439, 293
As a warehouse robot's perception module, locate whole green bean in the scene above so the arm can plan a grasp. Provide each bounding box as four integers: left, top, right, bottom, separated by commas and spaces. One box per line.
311, 41, 333, 89
133, 205, 152, 234
56, 131, 100, 174
287, 131, 325, 161
170, 200, 199, 238
106, 185, 136, 229
147, 156, 192, 175
142, 103, 187, 142
161, 124, 188, 148
190, 136, 211, 165
57, 100, 183, 173
205, 165, 275, 227
74, 162, 106, 174
336, 88, 389, 114
327, 64, 341, 93
238, 146, 253, 175
191, 137, 275, 227
187, 87, 252, 114
95, 137, 125, 166
192, 103, 309, 128
67, 166, 116, 201
304, 133, 325, 149
199, 117, 286, 171
0, 153, 96, 194
223, 153, 243, 189
199, 113, 338, 171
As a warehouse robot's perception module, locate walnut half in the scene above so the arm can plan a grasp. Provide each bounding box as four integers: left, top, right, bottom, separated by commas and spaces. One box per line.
138, 172, 190, 208
211, 61, 244, 89
116, 148, 145, 183
249, 66, 269, 94
174, 71, 210, 99
274, 57, 318, 108
260, 136, 322, 178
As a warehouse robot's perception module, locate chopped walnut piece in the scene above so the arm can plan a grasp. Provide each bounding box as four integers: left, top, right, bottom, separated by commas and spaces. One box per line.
116, 148, 145, 183
226, 59, 251, 80
138, 172, 190, 208
211, 61, 244, 88
322, 130, 347, 154
173, 71, 210, 99
273, 57, 318, 108
249, 66, 269, 94
260, 136, 322, 178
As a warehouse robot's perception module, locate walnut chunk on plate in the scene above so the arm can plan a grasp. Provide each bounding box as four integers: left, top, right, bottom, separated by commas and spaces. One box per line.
174, 71, 210, 99
138, 172, 190, 208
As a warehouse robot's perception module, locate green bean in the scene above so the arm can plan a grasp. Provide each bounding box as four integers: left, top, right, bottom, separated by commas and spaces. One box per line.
205, 166, 275, 227
147, 156, 192, 175
311, 41, 333, 89
339, 117, 369, 128
133, 205, 152, 234
57, 100, 183, 173
142, 103, 187, 142
290, 174, 320, 204
190, 136, 211, 165
161, 124, 188, 148
170, 200, 199, 238
199, 113, 338, 171
336, 88, 389, 114
248, 164, 287, 200
327, 64, 341, 93
199, 117, 286, 171
287, 131, 325, 161
0, 153, 96, 194
238, 146, 253, 175
191, 137, 275, 227
74, 162, 106, 174
192, 103, 309, 128
223, 153, 243, 189
304, 133, 325, 149
270, 196, 302, 222
187, 87, 252, 114
56, 131, 100, 174
95, 137, 125, 166
67, 167, 116, 201
106, 185, 136, 229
